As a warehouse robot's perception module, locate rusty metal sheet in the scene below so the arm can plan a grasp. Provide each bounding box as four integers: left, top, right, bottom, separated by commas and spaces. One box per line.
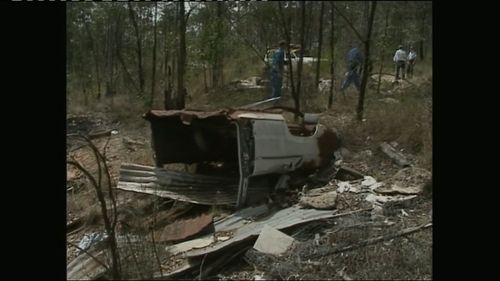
145, 109, 291, 122
153, 212, 213, 242
117, 163, 268, 206
214, 204, 270, 232
183, 205, 338, 258
117, 163, 239, 205
144, 109, 228, 120
117, 182, 237, 205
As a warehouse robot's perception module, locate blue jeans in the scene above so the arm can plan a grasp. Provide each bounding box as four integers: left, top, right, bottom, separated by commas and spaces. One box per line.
270, 71, 282, 98
341, 66, 360, 91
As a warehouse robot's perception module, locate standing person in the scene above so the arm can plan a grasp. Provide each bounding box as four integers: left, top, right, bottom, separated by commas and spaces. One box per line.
393, 44, 407, 80
340, 42, 364, 94
270, 40, 286, 98
407, 47, 417, 78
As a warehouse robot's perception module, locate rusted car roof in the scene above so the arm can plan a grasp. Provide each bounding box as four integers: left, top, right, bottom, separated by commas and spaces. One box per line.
144, 109, 285, 123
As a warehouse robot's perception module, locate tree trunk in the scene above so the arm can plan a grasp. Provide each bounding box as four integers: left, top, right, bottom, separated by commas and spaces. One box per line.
176, 1, 187, 109
295, 1, 306, 114
305, 2, 314, 53
84, 19, 102, 101
419, 7, 426, 61
115, 10, 140, 94
356, 1, 376, 121
376, 8, 390, 95
150, 2, 158, 107
203, 64, 208, 93
104, 8, 118, 100
328, 2, 335, 109
277, 2, 296, 108
212, 2, 224, 88
128, 3, 145, 96
315, 1, 325, 88
163, 4, 173, 109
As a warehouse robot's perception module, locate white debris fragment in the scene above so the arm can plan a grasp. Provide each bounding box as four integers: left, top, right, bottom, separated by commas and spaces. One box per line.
337, 181, 351, 193
217, 236, 230, 241
253, 225, 295, 256
361, 176, 377, 186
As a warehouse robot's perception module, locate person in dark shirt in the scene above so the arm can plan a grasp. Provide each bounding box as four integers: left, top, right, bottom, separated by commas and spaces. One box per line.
341, 43, 364, 94
270, 40, 286, 98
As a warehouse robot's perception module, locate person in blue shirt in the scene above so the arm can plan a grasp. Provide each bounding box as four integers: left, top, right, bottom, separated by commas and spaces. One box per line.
270, 40, 286, 98
340, 43, 364, 94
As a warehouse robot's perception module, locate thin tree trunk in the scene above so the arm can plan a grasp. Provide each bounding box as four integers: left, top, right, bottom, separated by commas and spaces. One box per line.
203, 64, 208, 93
106, 9, 117, 99
277, 2, 296, 107
357, 1, 377, 121
84, 20, 102, 100
177, 1, 187, 109
315, 1, 325, 88
419, 8, 426, 60
115, 11, 140, 94
212, 2, 223, 88
150, 2, 158, 107
377, 7, 390, 95
328, 2, 335, 109
305, 1, 314, 52
163, 6, 173, 109
128, 3, 145, 95
277, 2, 299, 114
295, 1, 306, 114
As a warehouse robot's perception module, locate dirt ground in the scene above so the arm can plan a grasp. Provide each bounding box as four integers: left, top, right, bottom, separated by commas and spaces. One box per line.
66, 72, 432, 280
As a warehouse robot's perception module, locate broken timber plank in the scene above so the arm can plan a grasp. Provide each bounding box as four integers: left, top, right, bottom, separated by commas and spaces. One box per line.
379, 142, 410, 167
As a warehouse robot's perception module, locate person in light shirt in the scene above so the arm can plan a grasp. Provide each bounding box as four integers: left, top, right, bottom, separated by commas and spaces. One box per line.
406, 47, 417, 78
393, 45, 407, 80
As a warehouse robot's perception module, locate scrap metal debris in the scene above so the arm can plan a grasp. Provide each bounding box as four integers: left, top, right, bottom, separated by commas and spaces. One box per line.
67, 107, 432, 280
151, 211, 213, 242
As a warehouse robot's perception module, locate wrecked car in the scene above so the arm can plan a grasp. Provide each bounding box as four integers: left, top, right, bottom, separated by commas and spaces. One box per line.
137, 105, 340, 207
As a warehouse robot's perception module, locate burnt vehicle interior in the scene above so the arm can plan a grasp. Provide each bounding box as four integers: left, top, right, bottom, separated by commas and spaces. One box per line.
144, 107, 339, 207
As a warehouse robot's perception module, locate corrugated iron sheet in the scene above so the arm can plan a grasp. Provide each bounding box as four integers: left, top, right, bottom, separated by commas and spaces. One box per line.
117, 163, 239, 205
183, 205, 337, 258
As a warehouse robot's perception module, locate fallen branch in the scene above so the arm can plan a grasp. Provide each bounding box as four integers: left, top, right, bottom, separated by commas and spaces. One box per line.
331, 208, 373, 219
334, 166, 365, 180
88, 130, 112, 140
305, 222, 432, 259
379, 142, 410, 167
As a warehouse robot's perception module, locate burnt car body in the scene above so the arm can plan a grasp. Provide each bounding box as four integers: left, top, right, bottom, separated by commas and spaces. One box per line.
144, 106, 341, 208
